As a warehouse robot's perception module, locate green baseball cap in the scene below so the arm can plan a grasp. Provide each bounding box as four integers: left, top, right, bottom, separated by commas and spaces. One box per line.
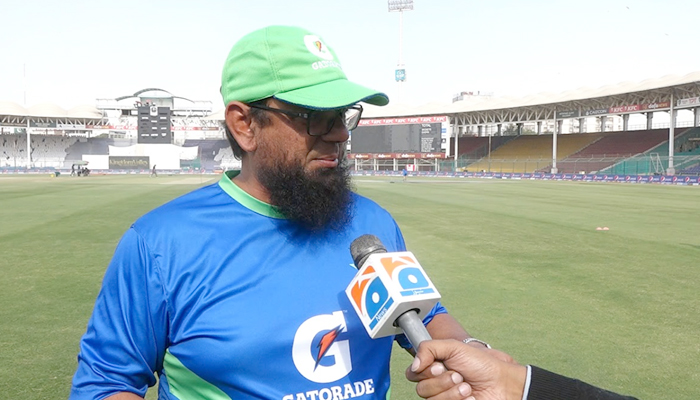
221, 25, 389, 110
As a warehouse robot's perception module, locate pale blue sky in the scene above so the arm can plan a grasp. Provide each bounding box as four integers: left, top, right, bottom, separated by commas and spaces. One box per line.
2, 0, 698, 110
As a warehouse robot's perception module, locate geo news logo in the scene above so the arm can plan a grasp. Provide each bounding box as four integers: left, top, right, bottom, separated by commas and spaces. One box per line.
348, 254, 434, 330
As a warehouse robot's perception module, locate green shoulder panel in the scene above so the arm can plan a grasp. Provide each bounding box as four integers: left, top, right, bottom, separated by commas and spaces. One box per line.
163, 350, 231, 400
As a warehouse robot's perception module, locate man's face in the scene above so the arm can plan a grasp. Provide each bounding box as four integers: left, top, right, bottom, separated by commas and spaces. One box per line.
252, 99, 353, 231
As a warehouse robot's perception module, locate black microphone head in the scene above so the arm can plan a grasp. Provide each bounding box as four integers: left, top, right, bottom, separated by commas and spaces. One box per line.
350, 234, 387, 269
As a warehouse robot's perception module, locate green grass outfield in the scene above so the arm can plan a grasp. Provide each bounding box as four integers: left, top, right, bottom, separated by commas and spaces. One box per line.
0, 174, 698, 399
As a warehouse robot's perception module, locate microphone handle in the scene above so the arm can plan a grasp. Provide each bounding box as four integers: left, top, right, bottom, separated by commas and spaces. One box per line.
396, 311, 449, 373
395, 310, 433, 349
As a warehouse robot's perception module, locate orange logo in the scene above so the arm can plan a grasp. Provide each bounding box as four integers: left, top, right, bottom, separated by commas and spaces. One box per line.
349, 266, 375, 311
380, 255, 416, 277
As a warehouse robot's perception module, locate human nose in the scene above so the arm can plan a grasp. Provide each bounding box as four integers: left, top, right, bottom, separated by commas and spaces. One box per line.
321, 120, 350, 143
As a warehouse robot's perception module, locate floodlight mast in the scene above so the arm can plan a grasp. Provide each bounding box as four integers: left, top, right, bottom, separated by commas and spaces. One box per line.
23, 63, 31, 169
388, 0, 413, 103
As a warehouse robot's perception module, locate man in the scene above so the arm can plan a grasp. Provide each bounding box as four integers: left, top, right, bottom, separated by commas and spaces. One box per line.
408, 339, 639, 400
69, 25, 481, 400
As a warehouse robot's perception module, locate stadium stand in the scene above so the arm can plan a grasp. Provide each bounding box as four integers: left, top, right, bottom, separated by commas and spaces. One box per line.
534, 133, 605, 173
600, 128, 695, 174
32, 135, 77, 167
182, 139, 231, 170
65, 137, 109, 166
463, 133, 601, 173
671, 127, 700, 173
570, 129, 669, 157
674, 142, 700, 175
680, 162, 700, 175
454, 129, 694, 174
61, 137, 236, 171
1, 134, 77, 168
461, 135, 552, 173
214, 146, 242, 170
1, 135, 27, 168
547, 129, 671, 174
453, 135, 514, 159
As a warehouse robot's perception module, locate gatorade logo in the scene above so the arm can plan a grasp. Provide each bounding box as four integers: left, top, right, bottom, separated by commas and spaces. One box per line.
304, 35, 335, 61
292, 311, 351, 383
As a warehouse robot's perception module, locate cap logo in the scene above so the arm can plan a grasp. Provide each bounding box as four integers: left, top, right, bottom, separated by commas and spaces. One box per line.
304, 35, 334, 61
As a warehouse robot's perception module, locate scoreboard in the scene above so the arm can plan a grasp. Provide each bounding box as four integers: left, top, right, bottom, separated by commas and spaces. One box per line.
350, 116, 446, 154
137, 106, 172, 144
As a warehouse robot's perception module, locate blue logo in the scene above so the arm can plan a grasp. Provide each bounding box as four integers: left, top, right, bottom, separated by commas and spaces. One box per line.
365, 278, 394, 329
397, 267, 435, 296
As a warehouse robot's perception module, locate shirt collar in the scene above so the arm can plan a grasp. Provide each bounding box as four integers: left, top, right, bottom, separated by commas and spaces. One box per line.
217, 170, 285, 219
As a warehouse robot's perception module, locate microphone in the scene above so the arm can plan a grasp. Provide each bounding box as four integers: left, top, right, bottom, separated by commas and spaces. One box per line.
345, 234, 441, 349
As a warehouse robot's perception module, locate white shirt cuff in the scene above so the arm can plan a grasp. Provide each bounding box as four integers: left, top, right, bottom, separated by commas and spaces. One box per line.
521, 365, 532, 400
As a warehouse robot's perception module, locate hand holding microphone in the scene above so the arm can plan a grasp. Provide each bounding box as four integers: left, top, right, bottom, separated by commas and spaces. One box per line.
345, 235, 510, 400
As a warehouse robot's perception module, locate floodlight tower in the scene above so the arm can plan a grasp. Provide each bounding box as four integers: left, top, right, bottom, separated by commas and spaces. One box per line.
388, 0, 413, 103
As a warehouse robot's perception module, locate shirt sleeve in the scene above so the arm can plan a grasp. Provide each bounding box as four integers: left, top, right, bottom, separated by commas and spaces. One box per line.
69, 228, 169, 400
527, 365, 639, 400
522, 365, 532, 400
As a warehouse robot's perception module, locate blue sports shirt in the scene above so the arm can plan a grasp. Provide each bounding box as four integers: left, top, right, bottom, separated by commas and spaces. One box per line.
70, 171, 447, 400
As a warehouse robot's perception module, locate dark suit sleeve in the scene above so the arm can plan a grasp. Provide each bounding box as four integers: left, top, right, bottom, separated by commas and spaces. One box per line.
527, 365, 639, 400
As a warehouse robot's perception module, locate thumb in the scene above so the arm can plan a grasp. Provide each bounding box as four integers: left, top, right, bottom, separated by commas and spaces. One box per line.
410, 353, 436, 375
413, 340, 466, 371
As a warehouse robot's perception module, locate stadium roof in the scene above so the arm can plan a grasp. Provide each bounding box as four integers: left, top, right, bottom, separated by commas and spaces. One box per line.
2, 71, 699, 124
0, 88, 213, 126
0, 102, 103, 119
203, 70, 700, 123
115, 88, 175, 101
361, 70, 700, 120
96, 88, 213, 115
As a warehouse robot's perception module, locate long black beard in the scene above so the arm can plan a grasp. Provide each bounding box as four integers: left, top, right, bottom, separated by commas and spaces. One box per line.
258, 161, 353, 231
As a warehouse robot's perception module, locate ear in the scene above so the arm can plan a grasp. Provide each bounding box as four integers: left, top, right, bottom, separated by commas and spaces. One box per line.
225, 101, 257, 153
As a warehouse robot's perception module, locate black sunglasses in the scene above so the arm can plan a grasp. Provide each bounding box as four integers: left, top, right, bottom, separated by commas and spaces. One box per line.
248, 103, 363, 136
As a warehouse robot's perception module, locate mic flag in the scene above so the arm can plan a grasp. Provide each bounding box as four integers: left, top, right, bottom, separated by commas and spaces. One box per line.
345, 234, 441, 343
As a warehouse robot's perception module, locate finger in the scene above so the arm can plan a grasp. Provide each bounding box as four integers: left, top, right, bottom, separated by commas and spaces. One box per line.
410, 352, 435, 375
407, 360, 446, 383
415, 339, 475, 368
416, 372, 473, 400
